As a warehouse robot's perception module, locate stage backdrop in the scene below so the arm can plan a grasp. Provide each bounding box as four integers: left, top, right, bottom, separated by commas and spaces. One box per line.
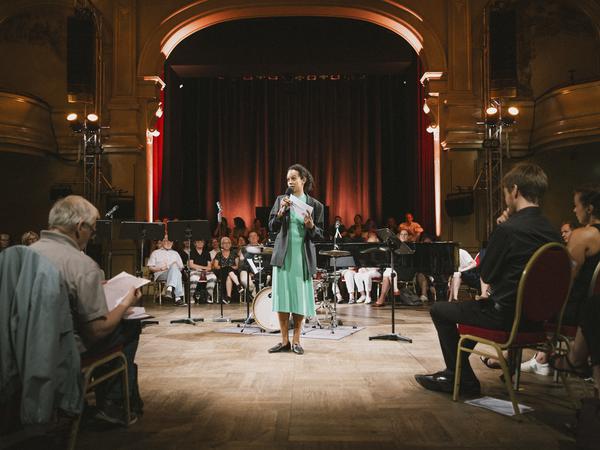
159, 60, 434, 233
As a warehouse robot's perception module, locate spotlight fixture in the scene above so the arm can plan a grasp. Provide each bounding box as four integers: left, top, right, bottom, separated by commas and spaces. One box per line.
87, 113, 98, 122
155, 103, 163, 118
149, 129, 160, 137
486, 106, 498, 116
66, 113, 78, 121
67, 113, 83, 132
507, 106, 519, 116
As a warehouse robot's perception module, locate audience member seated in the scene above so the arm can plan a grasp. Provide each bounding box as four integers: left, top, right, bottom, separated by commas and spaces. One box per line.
522, 184, 600, 376
345, 224, 365, 242
348, 214, 363, 235
213, 216, 232, 239
560, 220, 579, 244
415, 234, 438, 302
20, 231, 39, 246
209, 237, 220, 261
366, 230, 380, 242
362, 218, 377, 240
355, 267, 379, 304
30, 195, 143, 423
250, 218, 268, 243
238, 231, 260, 299
448, 248, 489, 302
399, 212, 424, 242
212, 236, 244, 304
0, 233, 10, 252
148, 234, 185, 306
386, 217, 398, 233
371, 230, 410, 307
329, 215, 347, 239
232, 217, 248, 242
188, 239, 217, 303
414, 163, 560, 396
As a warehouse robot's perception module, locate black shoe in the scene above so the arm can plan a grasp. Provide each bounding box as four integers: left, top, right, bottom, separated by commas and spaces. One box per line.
174, 298, 187, 306
237, 285, 245, 295
95, 400, 138, 426
268, 342, 291, 353
292, 343, 304, 355
414, 371, 480, 395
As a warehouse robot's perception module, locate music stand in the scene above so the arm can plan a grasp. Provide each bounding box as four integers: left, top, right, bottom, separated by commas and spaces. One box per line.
368, 228, 413, 343
167, 220, 210, 326
119, 221, 165, 326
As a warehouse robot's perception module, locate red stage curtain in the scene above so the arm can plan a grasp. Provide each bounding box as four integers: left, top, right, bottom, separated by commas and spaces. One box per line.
159, 62, 435, 233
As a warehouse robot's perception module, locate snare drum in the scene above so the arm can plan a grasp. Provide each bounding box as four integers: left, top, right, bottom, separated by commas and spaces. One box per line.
252, 287, 280, 332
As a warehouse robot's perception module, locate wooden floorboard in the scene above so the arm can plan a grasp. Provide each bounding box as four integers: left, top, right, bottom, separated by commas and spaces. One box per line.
69, 300, 579, 450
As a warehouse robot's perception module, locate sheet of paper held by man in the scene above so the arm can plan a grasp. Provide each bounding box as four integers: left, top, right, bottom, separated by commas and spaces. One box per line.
103, 271, 151, 319
289, 195, 313, 218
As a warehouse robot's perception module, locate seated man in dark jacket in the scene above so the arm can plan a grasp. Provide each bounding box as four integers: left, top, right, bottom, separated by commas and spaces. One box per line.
414, 163, 561, 394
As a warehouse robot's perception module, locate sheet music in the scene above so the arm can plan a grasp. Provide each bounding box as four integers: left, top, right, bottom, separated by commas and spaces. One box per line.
103, 271, 151, 311
290, 195, 313, 217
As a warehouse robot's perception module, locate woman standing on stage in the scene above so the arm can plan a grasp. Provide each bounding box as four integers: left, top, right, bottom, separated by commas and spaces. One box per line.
268, 164, 324, 355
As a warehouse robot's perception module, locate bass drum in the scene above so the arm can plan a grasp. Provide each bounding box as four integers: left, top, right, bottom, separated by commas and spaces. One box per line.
252, 287, 280, 332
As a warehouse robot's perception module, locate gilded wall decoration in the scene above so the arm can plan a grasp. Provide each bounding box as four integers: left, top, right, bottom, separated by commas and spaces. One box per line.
0, 9, 67, 60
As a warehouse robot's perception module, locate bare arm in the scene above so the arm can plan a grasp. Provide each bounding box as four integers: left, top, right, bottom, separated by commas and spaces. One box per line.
189, 259, 211, 271
567, 227, 590, 277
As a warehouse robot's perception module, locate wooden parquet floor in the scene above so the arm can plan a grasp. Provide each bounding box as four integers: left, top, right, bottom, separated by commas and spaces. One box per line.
74, 300, 580, 450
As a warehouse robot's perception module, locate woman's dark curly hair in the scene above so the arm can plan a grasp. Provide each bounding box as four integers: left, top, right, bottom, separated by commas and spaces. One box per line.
288, 163, 314, 192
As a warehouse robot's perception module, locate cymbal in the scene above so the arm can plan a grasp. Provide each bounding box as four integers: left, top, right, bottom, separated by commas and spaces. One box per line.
360, 247, 388, 254
246, 245, 273, 255
319, 249, 351, 257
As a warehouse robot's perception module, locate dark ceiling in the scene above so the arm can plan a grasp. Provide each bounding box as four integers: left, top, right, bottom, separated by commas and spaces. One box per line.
168, 17, 416, 77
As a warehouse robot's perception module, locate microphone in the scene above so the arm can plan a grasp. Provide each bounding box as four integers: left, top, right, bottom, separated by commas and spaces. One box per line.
281, 187, 293, 214
105, 205, 119, 218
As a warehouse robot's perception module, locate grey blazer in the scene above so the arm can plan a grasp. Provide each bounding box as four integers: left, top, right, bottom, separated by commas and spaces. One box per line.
269, 194, 324, 278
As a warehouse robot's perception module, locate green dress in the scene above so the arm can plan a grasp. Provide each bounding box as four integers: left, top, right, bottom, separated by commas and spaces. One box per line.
272, 194, 316, 317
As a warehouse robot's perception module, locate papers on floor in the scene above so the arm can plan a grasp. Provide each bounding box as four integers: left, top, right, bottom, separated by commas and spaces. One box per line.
103, 272, 152, 320
464, 396, 533, 416
289, 195, 313, 218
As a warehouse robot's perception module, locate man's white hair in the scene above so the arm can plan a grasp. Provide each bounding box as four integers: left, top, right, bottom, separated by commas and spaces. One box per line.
48, 195, 99, 231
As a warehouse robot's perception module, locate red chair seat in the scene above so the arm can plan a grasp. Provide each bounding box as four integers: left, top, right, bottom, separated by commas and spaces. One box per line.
458, 324, 546, 346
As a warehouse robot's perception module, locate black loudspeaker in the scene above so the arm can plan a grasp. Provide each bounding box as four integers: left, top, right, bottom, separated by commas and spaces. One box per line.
445, 191, 474, 217
106, 196, 135, 220
489, 5, 517, 97
67, 9, 96, 102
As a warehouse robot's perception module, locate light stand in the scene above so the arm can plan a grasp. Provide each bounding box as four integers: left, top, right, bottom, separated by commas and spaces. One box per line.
167, 220, 210, 326
369, 228, 413, 343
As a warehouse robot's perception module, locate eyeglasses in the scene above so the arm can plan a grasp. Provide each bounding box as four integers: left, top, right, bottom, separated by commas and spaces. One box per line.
83, 222, 97, 238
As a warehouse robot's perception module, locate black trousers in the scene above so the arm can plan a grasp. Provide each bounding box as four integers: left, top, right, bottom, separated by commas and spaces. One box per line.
430, 299, 513, 381
82, 320, 142, 410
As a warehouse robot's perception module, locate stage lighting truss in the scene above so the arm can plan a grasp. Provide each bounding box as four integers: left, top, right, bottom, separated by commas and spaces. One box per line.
65, 111, 109, 206
475, 99, 520, 239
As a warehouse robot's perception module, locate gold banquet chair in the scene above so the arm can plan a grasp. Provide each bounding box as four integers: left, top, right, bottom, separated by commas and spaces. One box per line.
452, 242, 572, 415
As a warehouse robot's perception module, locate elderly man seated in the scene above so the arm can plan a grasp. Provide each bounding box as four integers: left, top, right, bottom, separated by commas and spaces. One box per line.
147, 234, 185, 305
31, 195, 143, 424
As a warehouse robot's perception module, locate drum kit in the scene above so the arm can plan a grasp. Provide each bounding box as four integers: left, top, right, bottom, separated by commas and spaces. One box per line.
239, 245, 352, 333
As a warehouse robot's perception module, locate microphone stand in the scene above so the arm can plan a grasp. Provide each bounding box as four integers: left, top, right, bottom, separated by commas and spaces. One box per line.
213, 201, 230, 323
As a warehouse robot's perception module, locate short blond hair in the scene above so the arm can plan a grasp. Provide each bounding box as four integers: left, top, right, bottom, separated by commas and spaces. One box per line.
48, 195, 99, 232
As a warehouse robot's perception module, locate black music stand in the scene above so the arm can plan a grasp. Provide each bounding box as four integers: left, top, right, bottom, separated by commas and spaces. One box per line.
368, 228, 413, 343
94, 219, 113, 278
119, 222, 166, 326
167, 220, 210, 326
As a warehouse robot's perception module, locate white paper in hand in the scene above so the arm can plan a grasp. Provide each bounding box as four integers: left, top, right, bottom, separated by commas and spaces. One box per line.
289, 195, 313, 218
103, 271, 150, 311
